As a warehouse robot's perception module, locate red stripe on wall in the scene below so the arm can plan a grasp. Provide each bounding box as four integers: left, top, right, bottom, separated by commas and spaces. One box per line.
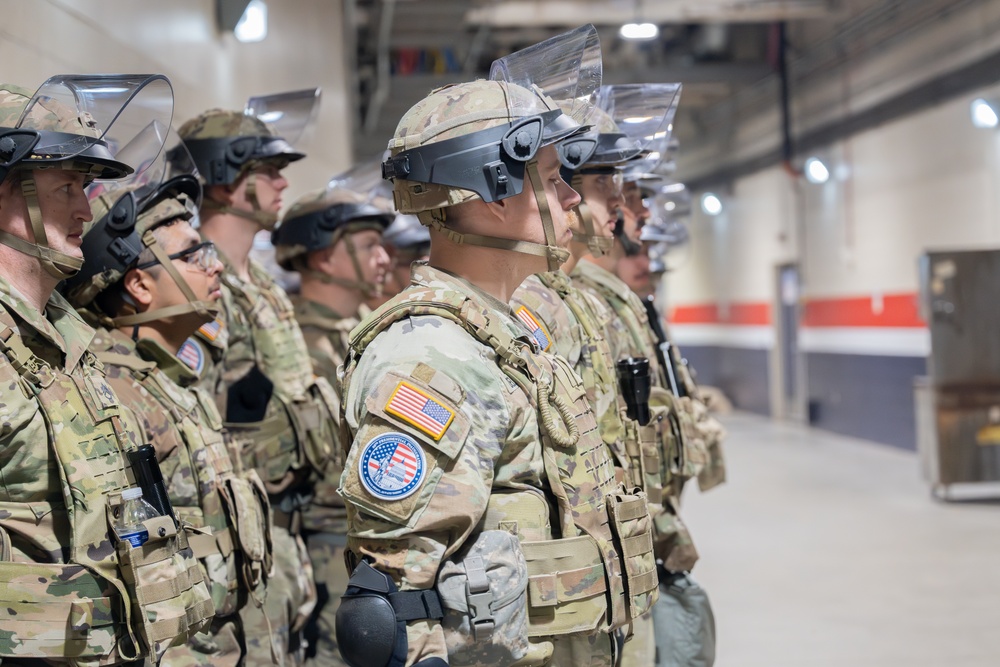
670, 302, 770, 325
801, 293, 924, 328
671, 293, 924, 328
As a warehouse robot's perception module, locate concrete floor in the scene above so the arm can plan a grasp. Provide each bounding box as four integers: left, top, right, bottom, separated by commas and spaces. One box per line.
681, 412, 1000, 667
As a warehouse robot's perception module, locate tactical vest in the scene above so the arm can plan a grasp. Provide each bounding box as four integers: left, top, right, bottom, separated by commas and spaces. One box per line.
572, 266, 694, 497
0, 313, 214, 664
537, 272, 666, 507
222, 265, 337, 498
94, 348, 273, 618
345, 287, 658, 639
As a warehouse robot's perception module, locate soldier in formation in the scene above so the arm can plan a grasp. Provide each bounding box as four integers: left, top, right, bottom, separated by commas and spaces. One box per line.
0, 24, 726, 667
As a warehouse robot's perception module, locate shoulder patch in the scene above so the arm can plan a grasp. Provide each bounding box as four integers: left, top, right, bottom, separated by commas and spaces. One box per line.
385, 380, 455, 441
196, 317, 223, 342
359, 431, 426, 501
177, 338, 206, 374
514, 306, 552, 352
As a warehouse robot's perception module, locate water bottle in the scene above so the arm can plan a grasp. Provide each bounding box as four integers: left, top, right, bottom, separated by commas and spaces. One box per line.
114, 487, 160, 548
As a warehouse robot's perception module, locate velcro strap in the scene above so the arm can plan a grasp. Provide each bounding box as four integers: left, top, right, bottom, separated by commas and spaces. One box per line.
621, 532, 654, 559
135, 561, 203, 604
389, 589, 444, 621
188, 527, 236, 560
527, 563, 607, 608
629, 568, 659, 596
614, 497, 648, 522
143, 596, 215, 643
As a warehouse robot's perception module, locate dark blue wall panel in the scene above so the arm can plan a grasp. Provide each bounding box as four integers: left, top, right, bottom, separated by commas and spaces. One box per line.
805, 352, 926, 451
680, 345, 771, 416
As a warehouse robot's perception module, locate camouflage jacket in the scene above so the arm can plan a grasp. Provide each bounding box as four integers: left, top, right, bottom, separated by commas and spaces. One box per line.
90, 328, 271, 617
291, 296, 355, 533
185, 251, 337, 515
0, 277, 214, 662
340, 263, 657, 666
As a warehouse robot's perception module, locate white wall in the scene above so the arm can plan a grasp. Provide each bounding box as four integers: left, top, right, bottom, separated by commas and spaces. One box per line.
671, 88, 1000, 310
0, 0, 353, 206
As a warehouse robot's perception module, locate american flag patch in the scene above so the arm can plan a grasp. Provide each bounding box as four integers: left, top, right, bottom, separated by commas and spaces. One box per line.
384, 381, 455, 441
515, 306, 552, 351
198, 317, 223, 342
177, 338, 205, 374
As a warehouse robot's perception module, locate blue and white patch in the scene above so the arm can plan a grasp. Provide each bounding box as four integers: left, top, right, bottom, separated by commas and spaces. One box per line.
359, 432, 427, 501
177, 338, 205, 374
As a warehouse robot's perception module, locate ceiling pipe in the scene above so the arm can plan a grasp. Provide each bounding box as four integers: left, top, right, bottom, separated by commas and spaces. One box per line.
363, 0, 397, 136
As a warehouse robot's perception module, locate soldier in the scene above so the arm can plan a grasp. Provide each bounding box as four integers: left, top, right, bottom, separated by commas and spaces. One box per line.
62, 142, 273, 667
336, 26, 659, 667
271, 182, 392, 665
513, 84, 697, 667
178, 89, 339, 667
570, 116, 723, 667
367, 210, 430, 309
0, 75, 214, 665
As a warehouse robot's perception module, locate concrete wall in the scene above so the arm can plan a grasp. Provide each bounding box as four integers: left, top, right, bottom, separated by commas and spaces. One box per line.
0, 0, 354, 205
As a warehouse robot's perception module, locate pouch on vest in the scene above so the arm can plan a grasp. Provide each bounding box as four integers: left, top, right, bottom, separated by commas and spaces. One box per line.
105, 492, 216, 661
606, 488, 658, 621
218, 469, 273, 593
437, 529, 530, 667
284, 376, 338, 476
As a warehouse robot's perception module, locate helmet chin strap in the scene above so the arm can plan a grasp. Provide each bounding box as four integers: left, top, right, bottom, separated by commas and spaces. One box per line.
112, 229, 220, 329
0, 171, 85, 279
202, 171, 279, 230
416, 159, 569, 272
568, 173, 615, 258
300, 232, 382, 299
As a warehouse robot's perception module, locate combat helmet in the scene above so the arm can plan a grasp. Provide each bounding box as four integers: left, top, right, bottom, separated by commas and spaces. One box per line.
272, 180, 393, 297
381, 24, 603, 271
558, 83, 682, 257
63, 129, 220, 331
179, 88, 320, 229
0, 74, 173, 278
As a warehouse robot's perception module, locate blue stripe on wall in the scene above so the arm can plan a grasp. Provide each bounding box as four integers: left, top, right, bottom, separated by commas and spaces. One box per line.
805, 352, 927, 451
680, 345, 771, 416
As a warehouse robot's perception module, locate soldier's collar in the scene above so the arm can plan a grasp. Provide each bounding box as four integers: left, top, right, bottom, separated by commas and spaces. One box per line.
136, 336, 199, 387
411, 262, 515, 319
572, 259, 632, 300
0, 277, 93, 370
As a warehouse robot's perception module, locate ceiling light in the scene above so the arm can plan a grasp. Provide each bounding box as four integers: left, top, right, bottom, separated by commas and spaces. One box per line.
234, 0, 267, 43
620, 22, 659, 41
971, 98, 999, 129
701, 192, 722, 216
804, 157, 830, 184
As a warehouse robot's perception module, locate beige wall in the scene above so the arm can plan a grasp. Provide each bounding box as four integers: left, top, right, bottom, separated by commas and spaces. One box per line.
0, 0, 353, 207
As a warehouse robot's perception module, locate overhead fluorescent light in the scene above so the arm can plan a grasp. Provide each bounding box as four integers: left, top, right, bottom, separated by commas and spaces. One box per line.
804, 157, 830, 184
971, 97, 999, 129
620, 22, 659, 41
701, 192, 722, 216
235, 0, 267, 43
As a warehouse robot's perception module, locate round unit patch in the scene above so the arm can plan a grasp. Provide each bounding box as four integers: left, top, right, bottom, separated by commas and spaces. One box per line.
359, 432, 427, 501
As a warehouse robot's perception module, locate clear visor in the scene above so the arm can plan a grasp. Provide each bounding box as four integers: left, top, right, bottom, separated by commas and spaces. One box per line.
20, 74, 173, 172
489, 24, 602, 125
87, 126, 202, 211
245, 87, 321, 147
644, 182, 692, 226
591, 83, 681, 164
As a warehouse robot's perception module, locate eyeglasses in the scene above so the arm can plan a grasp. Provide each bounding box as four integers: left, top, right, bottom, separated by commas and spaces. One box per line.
136, 241, 219, 273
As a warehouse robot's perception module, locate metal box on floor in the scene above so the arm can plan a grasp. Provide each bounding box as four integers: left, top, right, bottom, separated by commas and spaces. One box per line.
917, 249, 1000, 496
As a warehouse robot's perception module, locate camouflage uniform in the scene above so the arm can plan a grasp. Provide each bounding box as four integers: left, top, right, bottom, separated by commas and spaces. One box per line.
512, 272, 679, 667
184, 255, 335, 667
88, 327, 272, 667
571, 260, 718, 667
340, 263, 659, 667
293, 297, 356, 667
0, 278, 214, 664
179, 107, 336, 667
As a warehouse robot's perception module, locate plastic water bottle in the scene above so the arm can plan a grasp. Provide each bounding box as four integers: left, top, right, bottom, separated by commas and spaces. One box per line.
114, 487, 159, 548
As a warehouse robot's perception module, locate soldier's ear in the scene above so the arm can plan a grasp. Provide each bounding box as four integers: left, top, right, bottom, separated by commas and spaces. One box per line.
122, 267, 155, 308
